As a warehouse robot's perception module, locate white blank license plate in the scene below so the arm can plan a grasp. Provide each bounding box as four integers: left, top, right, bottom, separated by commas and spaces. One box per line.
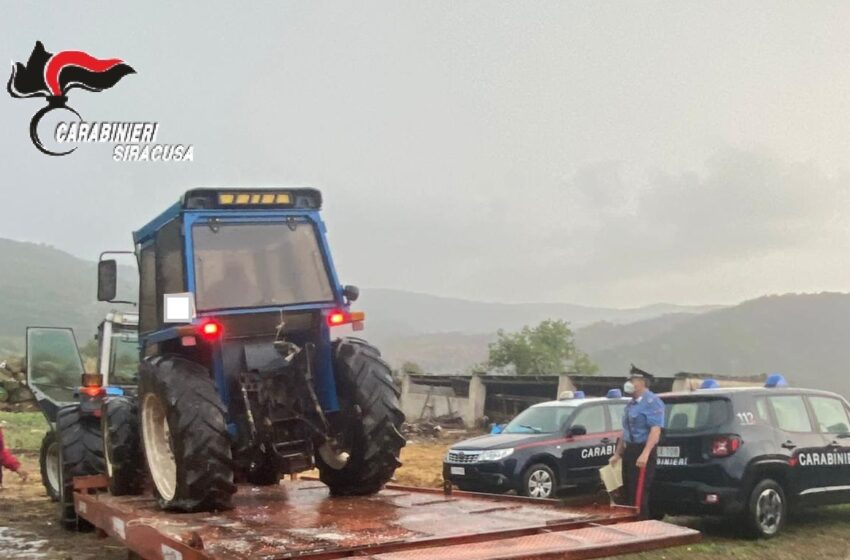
657, 446, 680, 458
450, 466, 465, 476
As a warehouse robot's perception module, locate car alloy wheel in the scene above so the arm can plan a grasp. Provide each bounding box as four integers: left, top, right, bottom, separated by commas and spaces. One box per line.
755, 487, 783, 536
527, 468, 553, 498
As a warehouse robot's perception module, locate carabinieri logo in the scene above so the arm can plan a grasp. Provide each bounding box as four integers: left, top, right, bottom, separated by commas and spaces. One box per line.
7, 41, 135, 156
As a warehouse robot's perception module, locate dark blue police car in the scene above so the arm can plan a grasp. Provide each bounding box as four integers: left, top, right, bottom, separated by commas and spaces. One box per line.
443, 391, 629, 498
652, 375, 850, 538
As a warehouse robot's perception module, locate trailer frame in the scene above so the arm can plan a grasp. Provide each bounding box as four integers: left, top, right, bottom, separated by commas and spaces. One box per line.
73, 475, 699, 560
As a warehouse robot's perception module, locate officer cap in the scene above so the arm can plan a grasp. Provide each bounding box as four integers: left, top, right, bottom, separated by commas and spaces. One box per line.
629, 364, 654, 380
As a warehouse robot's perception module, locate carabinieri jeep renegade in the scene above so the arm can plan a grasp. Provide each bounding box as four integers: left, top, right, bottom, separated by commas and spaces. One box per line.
651, 375, 850, 538
443, 392, 629, 498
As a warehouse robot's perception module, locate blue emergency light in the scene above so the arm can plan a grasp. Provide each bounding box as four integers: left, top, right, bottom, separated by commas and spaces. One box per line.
607, 389, 623, 398
699, 379, 720, 389
765, 374, 788, 388
574, 391, 586, 399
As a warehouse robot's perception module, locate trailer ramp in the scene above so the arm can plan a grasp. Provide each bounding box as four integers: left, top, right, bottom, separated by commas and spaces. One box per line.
73, 476, 698, 560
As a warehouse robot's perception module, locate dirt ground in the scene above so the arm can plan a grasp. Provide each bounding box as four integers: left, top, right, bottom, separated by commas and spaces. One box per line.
0, 453, 127, 560
2, 439, 850, 559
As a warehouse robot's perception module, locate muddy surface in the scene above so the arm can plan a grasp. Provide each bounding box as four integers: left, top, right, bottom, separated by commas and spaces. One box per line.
0, 454, 125, 560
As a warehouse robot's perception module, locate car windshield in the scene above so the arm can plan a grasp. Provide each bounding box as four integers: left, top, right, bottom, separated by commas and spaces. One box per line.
109, 329, 139, 385
664, 397, 731, 433
192, 220, 335, 310
503, 405, 576, 434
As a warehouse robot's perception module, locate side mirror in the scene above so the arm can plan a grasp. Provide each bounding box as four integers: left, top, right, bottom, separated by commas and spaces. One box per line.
97, 259, 117, 302
343, 284, 360, 302
568, 425, 587, 437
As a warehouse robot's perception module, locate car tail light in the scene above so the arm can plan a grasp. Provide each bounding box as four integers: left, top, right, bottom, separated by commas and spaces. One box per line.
199, 319, 223, 340
710, 435, 742, 457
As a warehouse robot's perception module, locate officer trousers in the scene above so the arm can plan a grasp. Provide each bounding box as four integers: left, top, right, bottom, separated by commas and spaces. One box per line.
623, 442, 656, 519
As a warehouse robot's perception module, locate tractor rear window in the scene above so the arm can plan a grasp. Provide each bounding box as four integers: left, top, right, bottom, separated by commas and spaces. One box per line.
664, 398, 731, 433
109, 330, 139, 385
193, 221, 334, 310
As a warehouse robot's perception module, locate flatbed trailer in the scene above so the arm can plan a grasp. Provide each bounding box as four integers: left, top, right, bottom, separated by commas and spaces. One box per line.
72, 476, 699, 560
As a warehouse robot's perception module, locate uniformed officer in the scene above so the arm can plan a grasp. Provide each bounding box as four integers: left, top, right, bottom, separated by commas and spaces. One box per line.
610, 365, 665, 518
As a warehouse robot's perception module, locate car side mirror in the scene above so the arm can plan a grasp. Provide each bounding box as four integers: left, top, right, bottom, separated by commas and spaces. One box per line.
568, 425, 587, 437
343, 284, 359, 302
97, 259, 117, 302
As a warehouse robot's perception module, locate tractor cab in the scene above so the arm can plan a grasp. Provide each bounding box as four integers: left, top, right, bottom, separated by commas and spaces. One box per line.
26, 311, 139, 424
25, 311, 139, 508
93, 188, 404, 514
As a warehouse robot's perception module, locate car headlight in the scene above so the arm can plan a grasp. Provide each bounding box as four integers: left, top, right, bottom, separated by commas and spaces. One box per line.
477, 448, 514, 462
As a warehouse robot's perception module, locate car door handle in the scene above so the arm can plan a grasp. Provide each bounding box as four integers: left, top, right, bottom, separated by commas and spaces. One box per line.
828, 440, 842, 448
600, 438, 612, 444
781, 440, 797, 450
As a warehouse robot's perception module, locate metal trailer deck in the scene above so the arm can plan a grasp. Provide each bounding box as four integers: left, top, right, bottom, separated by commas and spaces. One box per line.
72, 476, 699, 560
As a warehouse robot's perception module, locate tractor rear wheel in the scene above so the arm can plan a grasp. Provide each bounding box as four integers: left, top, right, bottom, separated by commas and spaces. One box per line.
139, 355, 235, 512
317, 338, 405, 496
39, 430, 60, 502
102, 396, 145, 495
57, 404, 105, 531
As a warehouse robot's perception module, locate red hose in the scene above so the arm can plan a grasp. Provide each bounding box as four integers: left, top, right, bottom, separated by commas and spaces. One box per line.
634, 465, 647, 514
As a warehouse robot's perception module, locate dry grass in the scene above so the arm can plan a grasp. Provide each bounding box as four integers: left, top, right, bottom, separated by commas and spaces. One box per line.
393, 440, 453, 487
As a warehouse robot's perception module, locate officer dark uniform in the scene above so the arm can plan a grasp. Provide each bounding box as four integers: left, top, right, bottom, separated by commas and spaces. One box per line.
618, 365, 664, 518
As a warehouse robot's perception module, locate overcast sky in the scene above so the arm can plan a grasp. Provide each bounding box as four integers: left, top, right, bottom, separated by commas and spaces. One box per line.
2, 1, 850, 307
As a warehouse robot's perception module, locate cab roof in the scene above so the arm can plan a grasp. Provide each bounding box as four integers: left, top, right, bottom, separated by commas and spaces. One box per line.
133, 187, 323, 245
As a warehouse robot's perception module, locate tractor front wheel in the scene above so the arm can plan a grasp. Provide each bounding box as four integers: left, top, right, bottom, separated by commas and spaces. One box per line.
57, 404, 105, 531
317, 338, 406, 496
139, 356, 235, 512
103, 396, 145, 495
39, 430, 60, 502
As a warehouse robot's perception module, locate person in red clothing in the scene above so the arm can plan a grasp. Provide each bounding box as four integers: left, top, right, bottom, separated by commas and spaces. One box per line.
0, 421, 29, 489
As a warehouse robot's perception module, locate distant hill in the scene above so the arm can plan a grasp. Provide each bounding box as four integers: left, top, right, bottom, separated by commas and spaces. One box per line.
0, 239, 136, 351
0, 238, 717, 366
9, 238, 849, 397
574, 313, 700, 354
587, 293, 850, 397
376, 332, 495, 373
360, 288, 720, 340
374, 293, 850, 399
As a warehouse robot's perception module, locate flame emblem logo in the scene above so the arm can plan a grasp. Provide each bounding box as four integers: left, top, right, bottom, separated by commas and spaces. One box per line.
7, 41, 135, 156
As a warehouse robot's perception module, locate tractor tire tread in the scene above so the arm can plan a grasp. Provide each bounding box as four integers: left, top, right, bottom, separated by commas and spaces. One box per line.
57, 404, 105, 531
318, 338, 405, 496
139, 355, 235, 512
103, 396, 145, 496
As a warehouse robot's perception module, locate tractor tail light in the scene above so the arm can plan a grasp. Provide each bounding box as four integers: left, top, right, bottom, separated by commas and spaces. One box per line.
710, 435, 742, 457
199, 319, 223, 340
79, 385, 106, 398
327, 310, 366, 328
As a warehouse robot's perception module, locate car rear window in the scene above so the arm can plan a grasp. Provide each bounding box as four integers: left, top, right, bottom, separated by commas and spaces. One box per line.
664, 398, 731, 433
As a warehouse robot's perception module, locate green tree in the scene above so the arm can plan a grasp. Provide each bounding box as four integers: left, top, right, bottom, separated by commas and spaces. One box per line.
400, 361, 424, 375
488, 319, 598, 375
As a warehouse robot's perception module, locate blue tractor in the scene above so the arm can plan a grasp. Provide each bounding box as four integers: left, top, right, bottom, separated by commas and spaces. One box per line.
96, 188, 405, 512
